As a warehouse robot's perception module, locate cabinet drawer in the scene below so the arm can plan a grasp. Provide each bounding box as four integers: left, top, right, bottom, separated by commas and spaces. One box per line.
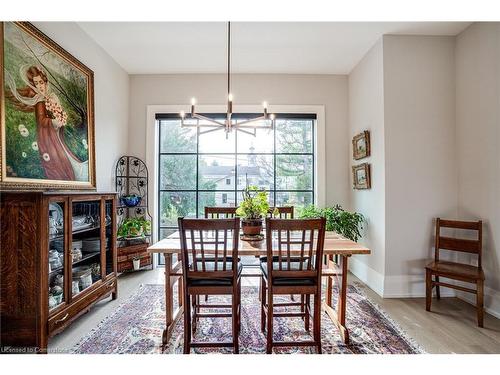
48, 278, 116, 336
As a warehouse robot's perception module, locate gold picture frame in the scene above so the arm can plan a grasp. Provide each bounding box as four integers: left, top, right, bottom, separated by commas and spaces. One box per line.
1, 22, 96, 190
352, 163, 371, 189
352, 130, 370, 160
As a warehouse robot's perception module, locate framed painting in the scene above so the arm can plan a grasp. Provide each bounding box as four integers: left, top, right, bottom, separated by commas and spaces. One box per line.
352, 130, 370, 160
352, 163, 371, 189
0, 22, 95, 190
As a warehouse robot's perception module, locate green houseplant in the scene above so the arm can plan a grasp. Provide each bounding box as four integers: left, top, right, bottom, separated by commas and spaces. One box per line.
117, 216, 151, 239
236, 185, 270, 236
300, 204, 365, 242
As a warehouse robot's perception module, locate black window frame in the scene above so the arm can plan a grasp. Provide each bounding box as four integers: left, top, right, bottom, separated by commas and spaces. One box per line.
156, 113, 316, 265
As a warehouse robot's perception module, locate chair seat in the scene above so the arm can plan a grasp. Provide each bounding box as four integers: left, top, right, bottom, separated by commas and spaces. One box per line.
260, 261, 316, 286
188, 259, 243, 286
425, 260, 484, 280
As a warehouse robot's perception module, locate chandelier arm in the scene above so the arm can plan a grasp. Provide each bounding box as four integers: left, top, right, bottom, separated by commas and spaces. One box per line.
199, 127, 227, 135
192, 113, 226, 127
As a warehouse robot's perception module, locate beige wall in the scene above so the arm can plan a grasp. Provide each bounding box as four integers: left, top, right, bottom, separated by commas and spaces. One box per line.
128, 74, 350, 206
348, 39, 386, 295
382, 35, 458, 296
34, 22, 130, 191
455, 22, 500, 316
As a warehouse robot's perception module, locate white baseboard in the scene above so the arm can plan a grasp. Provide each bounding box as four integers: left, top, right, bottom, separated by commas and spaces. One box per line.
382, 274, 456, 298
348, 256, 385, 297
456, 286, 500, 319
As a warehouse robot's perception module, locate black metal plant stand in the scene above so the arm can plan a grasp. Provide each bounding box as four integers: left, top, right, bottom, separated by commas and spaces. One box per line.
115, 156, 153, 270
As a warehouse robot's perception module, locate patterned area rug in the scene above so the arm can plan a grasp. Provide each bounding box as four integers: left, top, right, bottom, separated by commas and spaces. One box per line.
72, 284, 425, 354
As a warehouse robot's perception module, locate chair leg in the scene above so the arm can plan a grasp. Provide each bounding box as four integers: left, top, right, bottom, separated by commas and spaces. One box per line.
301, 295, 305, 321
266, 289, 273, 354
313, 292, 322, 354
260, 276, 267, 333
425, 269, 432, 312
435, 276, 441, 300
238, 279, 242, 335
192, 295, 199, 334
305, 294, 310, 332
477, 279, 484, 328
183, 294, 192, 354
232, 289, 239, 354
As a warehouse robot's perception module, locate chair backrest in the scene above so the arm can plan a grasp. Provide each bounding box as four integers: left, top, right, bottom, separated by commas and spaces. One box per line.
269, 206, 294, 219
178, 217, 240, 281
265, 217, 326, 282
435, 218, 483, 267
204, 206, 237, 219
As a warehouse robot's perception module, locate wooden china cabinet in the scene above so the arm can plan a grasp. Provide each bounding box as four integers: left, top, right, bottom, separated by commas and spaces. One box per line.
0, 191, 118, 353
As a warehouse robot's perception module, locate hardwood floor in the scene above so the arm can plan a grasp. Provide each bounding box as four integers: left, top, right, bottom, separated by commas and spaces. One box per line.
48, 267, 500, 354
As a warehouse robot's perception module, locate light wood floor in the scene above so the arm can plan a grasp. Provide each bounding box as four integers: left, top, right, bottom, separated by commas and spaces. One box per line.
48, 268, 500, 354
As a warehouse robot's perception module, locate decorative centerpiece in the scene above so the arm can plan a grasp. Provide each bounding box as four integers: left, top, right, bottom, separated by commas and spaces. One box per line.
236, 186, 269, 240
117, 216, 151, 240
120, 194, 142, 208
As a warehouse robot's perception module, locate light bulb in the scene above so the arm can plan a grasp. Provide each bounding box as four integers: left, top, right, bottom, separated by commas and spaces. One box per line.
228, 93, 233, 102
180, 110, 185, 118
270, 114, 275, 120
263, 101, 268, 109
191, 97, 196, 106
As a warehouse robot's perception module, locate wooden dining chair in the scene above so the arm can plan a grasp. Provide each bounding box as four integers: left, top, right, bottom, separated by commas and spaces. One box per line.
269, 206, 294, 219
178, 217, 242, 353
425, 218, 485, 327
260, 217, 326, 353
204, 206, 237, 219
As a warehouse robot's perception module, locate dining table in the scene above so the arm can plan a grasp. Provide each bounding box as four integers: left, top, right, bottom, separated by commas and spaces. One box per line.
147, 231, 370, 346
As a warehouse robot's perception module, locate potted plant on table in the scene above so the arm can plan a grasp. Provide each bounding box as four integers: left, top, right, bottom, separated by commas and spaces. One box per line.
236, 186, 270, 237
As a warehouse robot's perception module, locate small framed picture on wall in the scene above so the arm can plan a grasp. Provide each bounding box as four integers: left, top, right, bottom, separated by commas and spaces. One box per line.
352, 130, 370, 160
352, 163, 371, 189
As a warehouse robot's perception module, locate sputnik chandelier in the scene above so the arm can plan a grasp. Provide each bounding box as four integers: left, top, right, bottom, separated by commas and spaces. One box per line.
180, 22, 275, 136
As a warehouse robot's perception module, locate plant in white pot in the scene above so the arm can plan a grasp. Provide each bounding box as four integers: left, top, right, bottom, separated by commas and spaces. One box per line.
236, 185, 269, 237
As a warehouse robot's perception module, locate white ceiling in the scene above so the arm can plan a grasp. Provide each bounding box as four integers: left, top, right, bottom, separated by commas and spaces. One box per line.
78, 22, 470, 75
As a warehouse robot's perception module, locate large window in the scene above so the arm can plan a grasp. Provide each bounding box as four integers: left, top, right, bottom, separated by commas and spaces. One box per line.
157, 113, 316, 243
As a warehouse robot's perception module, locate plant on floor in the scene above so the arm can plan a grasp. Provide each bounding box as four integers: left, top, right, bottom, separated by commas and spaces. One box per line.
118, 216, 151, 239
299, 204, 365, 242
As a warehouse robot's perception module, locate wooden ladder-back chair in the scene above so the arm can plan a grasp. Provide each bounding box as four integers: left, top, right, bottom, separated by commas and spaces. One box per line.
178, 217, 242, 353
204, 206, 237, 219
269, 206, 294, 219
425, 218, 484, 327
260, 217, 326, 353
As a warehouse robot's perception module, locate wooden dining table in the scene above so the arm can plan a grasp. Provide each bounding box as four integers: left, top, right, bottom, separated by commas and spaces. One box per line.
147, 231, 370, 346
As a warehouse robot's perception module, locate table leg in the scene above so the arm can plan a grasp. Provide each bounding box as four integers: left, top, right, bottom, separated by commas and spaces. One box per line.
322, 254, 350, 345
161, 254, 184, 348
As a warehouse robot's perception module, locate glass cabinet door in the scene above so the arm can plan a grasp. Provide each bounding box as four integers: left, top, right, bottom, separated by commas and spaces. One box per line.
104, 199, 114, 277
48, 201, 66, 311
71, 200, 102, 297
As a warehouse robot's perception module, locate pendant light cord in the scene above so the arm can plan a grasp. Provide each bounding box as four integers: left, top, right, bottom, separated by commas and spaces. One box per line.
227, 21, 231, 99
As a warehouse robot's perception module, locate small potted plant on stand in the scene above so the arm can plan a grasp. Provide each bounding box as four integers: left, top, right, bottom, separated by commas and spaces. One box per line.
236, 186, 269, 240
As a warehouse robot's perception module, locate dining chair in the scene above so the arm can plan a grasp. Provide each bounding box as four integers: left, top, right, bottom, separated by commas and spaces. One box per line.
269, 206, 294, 219
260, 217, 326, 353
204, 206, 237, 219
425, 218, 484, 327
178, 217, 242, 353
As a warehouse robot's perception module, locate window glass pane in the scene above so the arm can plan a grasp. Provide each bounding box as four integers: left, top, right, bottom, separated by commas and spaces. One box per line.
159, 228, 177, 240
160, 120, 197, 153
276, 155, 313, 190
237, 127, 273, 153
198, 155, 236, 189
198, 123, 235, 153
276, 192, 313, 213
160, 155, 196, 190
276, 119, 313, 153
236, 154, 274, 190
160, 192, 196, 226
198, 192, 237, 217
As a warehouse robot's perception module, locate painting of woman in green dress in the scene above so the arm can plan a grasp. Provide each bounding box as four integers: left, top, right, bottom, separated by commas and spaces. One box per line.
1, 22, 95, 189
